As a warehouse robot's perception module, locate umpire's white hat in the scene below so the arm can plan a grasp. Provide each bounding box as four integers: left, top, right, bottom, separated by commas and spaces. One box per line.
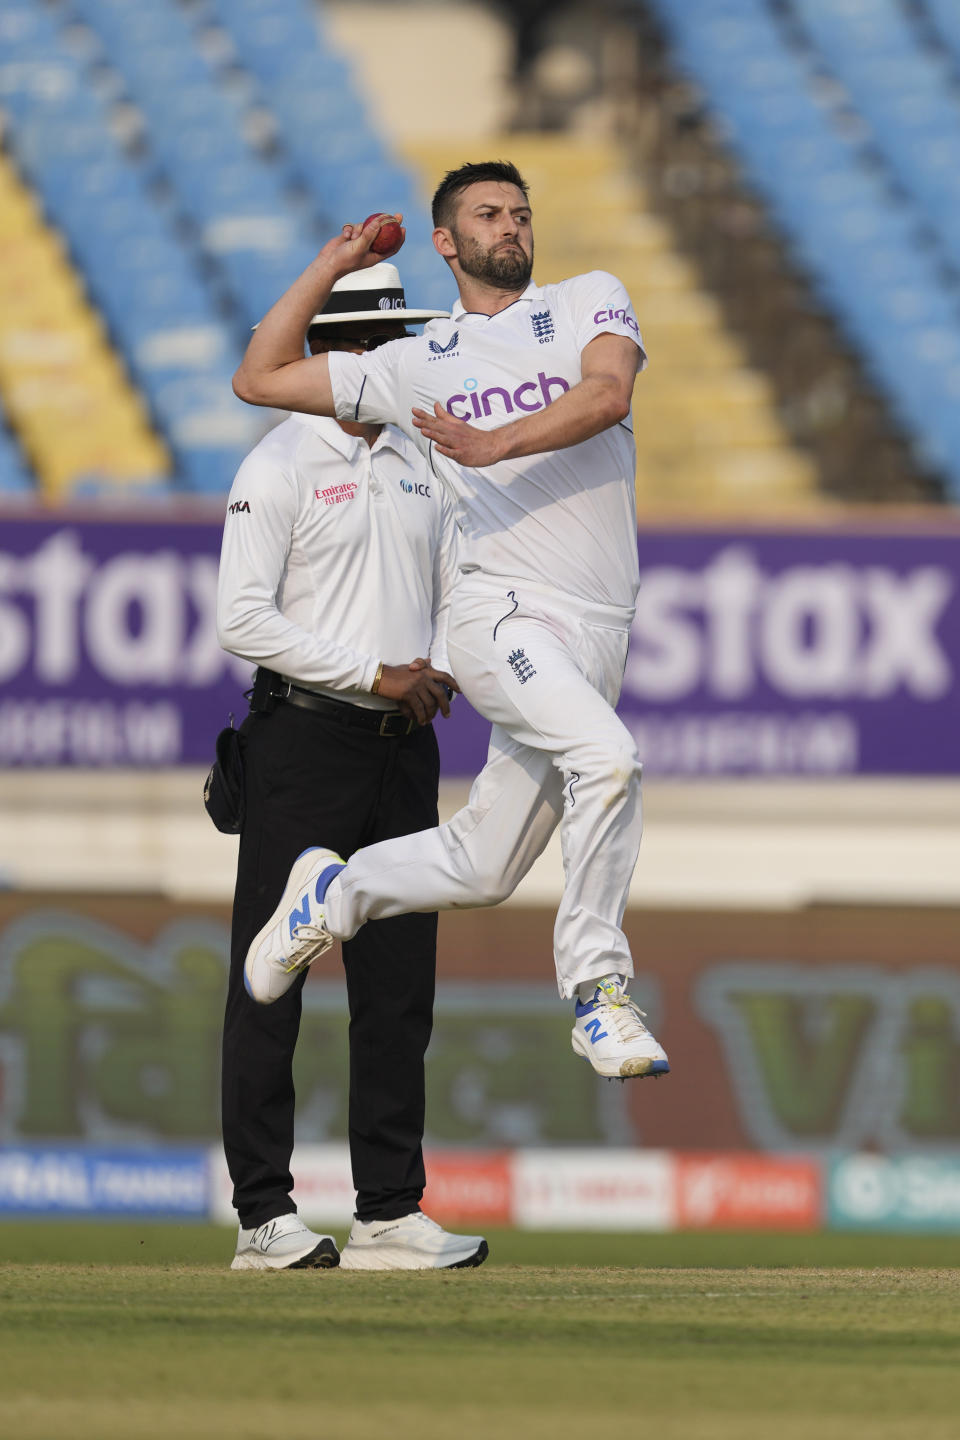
307, 262, 448, 326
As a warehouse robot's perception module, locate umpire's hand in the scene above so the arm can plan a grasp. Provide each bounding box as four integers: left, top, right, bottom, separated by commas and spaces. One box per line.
377, 658, 459, 725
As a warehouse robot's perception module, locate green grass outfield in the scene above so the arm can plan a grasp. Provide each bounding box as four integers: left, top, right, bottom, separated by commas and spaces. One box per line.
1, 1225, 959, 1440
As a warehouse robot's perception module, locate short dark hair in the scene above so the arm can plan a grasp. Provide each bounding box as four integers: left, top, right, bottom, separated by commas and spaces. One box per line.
432, 160, 530, 229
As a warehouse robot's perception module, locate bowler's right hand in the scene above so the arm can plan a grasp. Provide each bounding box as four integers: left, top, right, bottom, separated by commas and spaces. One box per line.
318, 213, 405, 275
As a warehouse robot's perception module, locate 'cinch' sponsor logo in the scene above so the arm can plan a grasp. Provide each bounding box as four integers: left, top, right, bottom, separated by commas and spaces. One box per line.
594, 307, 640, 336
445, 371, 570, 420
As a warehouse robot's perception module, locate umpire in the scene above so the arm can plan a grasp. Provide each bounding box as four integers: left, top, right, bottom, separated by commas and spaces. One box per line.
216, 263, 487, 1271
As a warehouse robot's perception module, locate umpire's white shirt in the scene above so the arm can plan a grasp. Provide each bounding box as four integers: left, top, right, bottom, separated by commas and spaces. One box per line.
217, 414, 458, 709
327, 271, 645, 612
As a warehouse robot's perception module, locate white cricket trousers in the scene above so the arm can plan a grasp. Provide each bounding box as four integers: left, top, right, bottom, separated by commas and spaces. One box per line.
324, 579, 643, 997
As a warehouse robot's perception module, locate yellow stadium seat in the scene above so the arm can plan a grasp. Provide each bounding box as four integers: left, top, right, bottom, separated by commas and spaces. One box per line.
0, 155, 172, 499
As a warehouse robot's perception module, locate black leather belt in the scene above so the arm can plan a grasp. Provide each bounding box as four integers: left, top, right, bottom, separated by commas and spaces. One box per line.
280, 684, 415, 737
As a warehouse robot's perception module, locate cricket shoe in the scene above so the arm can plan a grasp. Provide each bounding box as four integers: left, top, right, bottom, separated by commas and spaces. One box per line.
231, 1213, 340, 1271
339, 1212, 489, 1271
571, 977, 670, 1079
244, 847, 345, 1004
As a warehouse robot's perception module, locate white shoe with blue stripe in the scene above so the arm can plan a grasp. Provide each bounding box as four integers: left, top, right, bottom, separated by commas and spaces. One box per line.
244, 847, 345, 1004
571, 977, 670, 1079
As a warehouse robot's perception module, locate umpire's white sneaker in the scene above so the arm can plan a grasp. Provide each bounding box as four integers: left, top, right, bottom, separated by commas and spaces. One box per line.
340, 1212, 489, 1271
231, 1213, 340, 1270
571, 977, 670, 1079
244, 847, 345, 1004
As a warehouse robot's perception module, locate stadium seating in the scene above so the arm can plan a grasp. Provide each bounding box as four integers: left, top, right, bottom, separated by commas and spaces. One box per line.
67, 0, 323, 332
7, 0, 957, 499
0, 143, 171, 499
924, 0, 960, 68
0, 401, 35, 496
643, 0, 960, 497
202, 0, 448, 309
793, 1, 960, 275
0, 0, 265, 492
0, 0, 448, 492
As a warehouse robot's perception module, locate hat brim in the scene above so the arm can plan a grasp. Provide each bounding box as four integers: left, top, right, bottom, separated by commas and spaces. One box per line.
307, 307, 449, 325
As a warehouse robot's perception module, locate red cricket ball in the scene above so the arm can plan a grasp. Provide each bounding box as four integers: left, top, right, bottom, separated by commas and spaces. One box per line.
363, 213, 403, 255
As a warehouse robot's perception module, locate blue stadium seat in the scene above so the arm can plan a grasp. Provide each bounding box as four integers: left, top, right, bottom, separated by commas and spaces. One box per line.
203, 0, 445, 302
0, 414, 35, 497
67, 0, 323, 334
644, 0, 960, 497
0, 0, 452, 490
794, 0, 960, 274
0, 0, 253, 493
924, 0, 960, 70
205, 0, 353, 84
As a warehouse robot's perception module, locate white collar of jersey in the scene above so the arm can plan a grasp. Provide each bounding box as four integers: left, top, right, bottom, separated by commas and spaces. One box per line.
292, 412, 410, 460
450, 279, 544, 321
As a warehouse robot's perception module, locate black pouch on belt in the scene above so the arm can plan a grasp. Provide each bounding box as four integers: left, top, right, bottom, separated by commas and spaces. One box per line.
203, 723, 245, 834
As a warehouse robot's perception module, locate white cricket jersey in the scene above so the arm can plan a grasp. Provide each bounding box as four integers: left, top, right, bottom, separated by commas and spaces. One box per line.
216, 413, 458, 709
327, 271, 646, 610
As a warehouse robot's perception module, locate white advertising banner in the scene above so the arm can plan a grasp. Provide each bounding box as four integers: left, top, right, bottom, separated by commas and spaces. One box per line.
209, 1143, 356, 1226
512, 1149, 675, 1231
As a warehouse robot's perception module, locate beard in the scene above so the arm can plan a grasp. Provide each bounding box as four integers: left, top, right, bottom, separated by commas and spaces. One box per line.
452, 231, 533, 289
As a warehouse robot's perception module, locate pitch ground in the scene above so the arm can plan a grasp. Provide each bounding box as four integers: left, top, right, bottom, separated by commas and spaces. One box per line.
0, 1226, 958, 1439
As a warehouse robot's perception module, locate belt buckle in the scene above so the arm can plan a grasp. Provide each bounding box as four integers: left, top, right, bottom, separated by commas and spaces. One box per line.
379, 712, 413, 737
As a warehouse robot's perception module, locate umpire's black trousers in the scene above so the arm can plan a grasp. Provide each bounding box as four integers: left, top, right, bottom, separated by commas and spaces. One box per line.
222, 697, 439, 1229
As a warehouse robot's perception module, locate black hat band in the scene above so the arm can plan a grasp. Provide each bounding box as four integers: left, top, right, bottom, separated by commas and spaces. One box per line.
320, 287, 407, 316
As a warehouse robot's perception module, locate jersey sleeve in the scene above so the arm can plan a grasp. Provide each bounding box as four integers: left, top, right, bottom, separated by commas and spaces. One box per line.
565, 270, 648, 369
327, 342, 407, 427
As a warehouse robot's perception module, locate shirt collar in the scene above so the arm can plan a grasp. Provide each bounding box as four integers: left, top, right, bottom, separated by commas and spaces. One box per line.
450, 279, 544, 321
292, 412, 410, 461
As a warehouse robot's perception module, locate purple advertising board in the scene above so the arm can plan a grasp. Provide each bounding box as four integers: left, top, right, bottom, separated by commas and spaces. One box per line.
0, 513, 957, 774
619, 526, 960, 777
